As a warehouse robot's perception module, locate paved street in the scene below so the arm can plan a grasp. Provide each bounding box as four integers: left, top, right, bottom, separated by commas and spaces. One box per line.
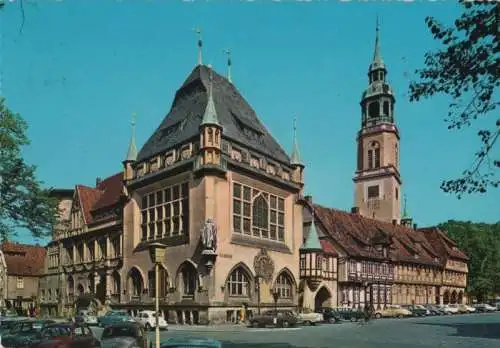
91, 313, 500, 347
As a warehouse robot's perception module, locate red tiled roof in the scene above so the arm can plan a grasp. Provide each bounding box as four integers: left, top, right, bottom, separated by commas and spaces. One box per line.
320, 239, 338, 256
1, 242, 46, 276
310, 203, 445, 267
74, 172, 124, 224
419, 227, 468, 261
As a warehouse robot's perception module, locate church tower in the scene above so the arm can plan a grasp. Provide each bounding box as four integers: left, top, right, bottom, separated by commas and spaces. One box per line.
353, 18, 401, 223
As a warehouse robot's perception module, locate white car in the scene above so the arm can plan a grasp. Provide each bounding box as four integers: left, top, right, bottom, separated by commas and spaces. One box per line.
444, 304, 460, 314
296, 309, 324, 325
136, 310, 168, 331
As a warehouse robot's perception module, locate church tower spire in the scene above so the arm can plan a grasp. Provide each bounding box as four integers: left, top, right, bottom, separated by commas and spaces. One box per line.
353, 17, 401, 224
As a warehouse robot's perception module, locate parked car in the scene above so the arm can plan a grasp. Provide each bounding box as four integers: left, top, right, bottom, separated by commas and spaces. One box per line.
98, 310, 136, 327
249, 310, 298, 328
458, 304, 475, 313
441, 304, 459, 314
160, 337, 222, 348
100, 322, 148, 348
27, 323, 100, 348
424, 305, 444, 316
0, 318, 28, 335
135, 310, 168, 331
317, 308, 341, 324
402, 305, 428, 317
1, 319, 55, 348
335, 308, 366, 322
296, 308, 324, 326
374, 305, 412, 319
75, 310, 98, 326
474, 303, 496, 313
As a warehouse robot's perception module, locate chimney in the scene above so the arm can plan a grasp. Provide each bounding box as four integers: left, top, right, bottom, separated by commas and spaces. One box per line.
96, 177, 102, 187
304, 195, 312, 204
351, 207, 360, 214
392, 219, 397, 226
413, 223, 418, 230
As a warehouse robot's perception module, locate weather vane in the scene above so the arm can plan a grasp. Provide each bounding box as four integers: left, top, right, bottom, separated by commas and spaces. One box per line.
193, 26, 203, 65
223, 48, 232, 83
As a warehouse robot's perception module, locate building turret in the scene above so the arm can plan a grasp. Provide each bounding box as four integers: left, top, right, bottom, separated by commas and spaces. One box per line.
300, 211, 323, 291
198, 65, 223, 169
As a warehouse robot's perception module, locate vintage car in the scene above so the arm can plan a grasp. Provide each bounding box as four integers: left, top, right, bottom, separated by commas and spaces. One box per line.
316, 308, 342, 324
75, 309, 99, 326
473, 303, 497, 313
373, 305, 412, 319
160, 338, 222, 348
27, 323, 100, 348
296, 308, 324, 325
1, 319, 55, 348
249, 310, 298, 328
100, 322, 148, 348
98, 310, 136, 327
135, 310, 168, 331
402, 305, 429, 317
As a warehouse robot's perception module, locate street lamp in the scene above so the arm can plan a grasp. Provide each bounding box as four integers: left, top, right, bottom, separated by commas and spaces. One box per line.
148, 242, 167, 348
271, 288, 280, 326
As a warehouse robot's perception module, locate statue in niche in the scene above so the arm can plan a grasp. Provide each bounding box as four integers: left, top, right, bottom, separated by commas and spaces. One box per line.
201, 218, 217, 252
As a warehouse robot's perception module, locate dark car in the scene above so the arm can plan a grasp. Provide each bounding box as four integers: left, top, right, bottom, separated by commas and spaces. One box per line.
249, 310, 298, 328
317, 308, 341, 324
424, 305, 444, 316
27, 323, 100, 348
100, 322, 148, 348
402, 305, 428, 317
0, 318, 27, 335
1, 319, 55, 348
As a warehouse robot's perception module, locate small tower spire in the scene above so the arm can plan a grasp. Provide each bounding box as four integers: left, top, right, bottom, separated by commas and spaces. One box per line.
200, 65, 220, 126
290, 117, 302, 166
300, 212, 322, 251
125, 112, 137, 162
223, 48, 232, 83
194, 26, 203, 66
373, 15, 383, 64
402, 194, 409, 218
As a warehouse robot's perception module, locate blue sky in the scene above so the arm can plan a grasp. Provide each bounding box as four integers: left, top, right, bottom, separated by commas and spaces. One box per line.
1, 1, 498, 243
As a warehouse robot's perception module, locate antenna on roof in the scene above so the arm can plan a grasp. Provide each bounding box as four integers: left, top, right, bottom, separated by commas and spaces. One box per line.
193, 26, 203, 66
223, 48, 232, 83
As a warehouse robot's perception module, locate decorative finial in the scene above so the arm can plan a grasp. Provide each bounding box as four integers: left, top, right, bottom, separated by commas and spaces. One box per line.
403, 194, 409, 218
373, 15, 382, 64
290, 117, 303, 166
193, 26, 203, 66
223, 49, 232, 83
125, 112, 138, 162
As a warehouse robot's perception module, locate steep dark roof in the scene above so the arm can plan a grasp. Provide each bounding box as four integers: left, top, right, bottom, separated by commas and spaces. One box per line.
137, 65, 291, 165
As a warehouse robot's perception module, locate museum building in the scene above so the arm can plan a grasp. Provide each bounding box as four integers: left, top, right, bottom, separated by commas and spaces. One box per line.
39, 22, 469, 321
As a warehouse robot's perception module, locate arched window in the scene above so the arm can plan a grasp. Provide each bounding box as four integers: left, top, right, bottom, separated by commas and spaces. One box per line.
179, 263, 197, 296
227, 268, 250, 297
367, 142, 381, 169
368, 101, 380, 119
276, 273, 293, 299
252, 195, 269, 231
148, 266, 169, 298
128, 268, 144, 296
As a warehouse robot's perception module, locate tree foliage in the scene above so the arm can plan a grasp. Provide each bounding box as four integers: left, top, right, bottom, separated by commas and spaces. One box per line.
0, 98, 59, 239
439, 220, 500, 302
410, 1, 500, 198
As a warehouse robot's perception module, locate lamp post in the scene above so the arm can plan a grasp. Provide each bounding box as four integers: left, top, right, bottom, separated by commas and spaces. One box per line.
271, 288, 280, 326
148, 242, 167, 348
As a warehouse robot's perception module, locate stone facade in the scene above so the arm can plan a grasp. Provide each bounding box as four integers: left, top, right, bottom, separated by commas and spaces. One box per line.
39, 24, 468, 321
